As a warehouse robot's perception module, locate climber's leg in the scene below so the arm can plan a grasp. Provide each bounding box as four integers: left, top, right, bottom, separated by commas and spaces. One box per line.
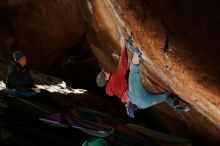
166, 95, 193, 113
128, 52, 192, 113
128, 53, 170, 109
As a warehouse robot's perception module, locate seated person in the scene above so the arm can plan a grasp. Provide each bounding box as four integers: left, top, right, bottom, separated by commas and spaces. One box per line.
5, 50, 39, 97
96, 34, 192, 118
4, 50, 64, 109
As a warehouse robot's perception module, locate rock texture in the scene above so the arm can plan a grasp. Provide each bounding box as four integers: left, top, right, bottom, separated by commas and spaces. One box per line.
78, 0, 220, 145
0, 0, 220, 145
0, 0, 85, 70
0, 0, 35, 8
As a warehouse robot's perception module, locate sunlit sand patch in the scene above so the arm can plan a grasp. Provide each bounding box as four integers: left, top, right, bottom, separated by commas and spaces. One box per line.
0, 81, 6, 90
36, 81, 87, 95
0, 80, 87, 95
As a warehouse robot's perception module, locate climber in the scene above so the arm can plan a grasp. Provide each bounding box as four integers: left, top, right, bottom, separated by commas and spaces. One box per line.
96, 34, 192, 118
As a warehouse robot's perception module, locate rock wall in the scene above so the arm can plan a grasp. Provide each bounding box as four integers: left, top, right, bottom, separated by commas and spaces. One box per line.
78, 0, 220, 145
0, 0, 220, 145
0, 0, 85, 70
0, 0, 35, 8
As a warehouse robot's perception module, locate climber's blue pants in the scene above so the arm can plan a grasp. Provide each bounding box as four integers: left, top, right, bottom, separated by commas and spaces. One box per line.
128, 62, 175, 109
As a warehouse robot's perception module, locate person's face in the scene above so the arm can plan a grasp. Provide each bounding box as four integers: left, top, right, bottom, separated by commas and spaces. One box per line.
18, 56, 27, 66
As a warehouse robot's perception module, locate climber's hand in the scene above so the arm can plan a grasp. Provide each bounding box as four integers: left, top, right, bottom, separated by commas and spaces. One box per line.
127, 31, 132, 37
120, 33, 126, 48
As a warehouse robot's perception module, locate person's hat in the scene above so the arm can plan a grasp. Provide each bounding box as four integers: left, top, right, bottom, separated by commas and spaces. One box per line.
13, 50, 25, 62
96, 71, 107, 87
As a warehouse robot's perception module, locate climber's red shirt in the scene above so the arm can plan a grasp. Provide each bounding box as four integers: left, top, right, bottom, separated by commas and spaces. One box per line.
106, 47, 128, 104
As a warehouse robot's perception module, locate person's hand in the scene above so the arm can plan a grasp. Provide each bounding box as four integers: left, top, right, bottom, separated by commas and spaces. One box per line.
118, 27, 127, 48
120, 33, 126, 48
33, 88, 41, 93
127, 30, 132, 37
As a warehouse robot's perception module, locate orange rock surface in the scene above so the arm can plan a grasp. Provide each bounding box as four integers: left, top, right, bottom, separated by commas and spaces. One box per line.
0, 0, 220, 145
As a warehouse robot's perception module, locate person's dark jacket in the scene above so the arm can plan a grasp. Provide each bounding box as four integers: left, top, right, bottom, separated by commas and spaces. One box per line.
5, 62, 35, 90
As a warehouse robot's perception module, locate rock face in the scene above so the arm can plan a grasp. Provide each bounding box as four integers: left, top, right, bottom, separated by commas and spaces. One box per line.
78, 0, 220, 145
0, 0, 220, 145
0, 0, 35, 8
0, 0, 85, 70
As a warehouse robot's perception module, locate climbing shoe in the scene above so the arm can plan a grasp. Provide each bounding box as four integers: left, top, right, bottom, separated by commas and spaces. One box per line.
125, 102, 138, 118
182, 104, 193, 112
173, 98, 180, 107
127, 36, 142, 57
174, 104, 193, 113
